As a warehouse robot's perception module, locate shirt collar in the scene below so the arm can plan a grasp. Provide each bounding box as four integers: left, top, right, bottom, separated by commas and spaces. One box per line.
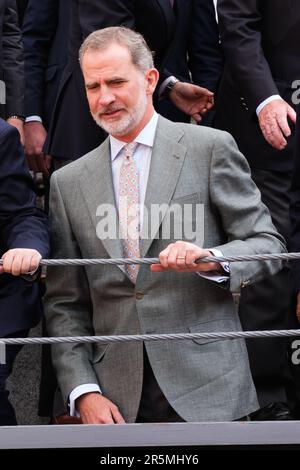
109, 112, 158, 162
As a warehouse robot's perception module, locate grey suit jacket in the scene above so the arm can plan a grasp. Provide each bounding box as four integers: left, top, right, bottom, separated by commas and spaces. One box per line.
45, 116, 286, 422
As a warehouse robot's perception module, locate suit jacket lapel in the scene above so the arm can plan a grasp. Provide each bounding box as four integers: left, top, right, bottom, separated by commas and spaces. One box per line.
79, 139, 124, 272
140, 116, 186, 257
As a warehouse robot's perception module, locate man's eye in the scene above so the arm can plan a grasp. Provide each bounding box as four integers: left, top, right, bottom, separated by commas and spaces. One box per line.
87, 84, 98, 90
112, 80, 125, 86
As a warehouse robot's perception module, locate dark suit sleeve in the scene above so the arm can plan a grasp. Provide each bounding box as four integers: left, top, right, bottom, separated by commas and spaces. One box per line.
0, 122, 49, 257
188, 0, 224, 93
217, 0, 278, 113
22, 0, 58, 118
2, 0, 24, 117
290, 109, 300, 292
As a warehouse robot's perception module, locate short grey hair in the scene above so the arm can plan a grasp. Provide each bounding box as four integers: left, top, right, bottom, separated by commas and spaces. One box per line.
79, 26, 154, 73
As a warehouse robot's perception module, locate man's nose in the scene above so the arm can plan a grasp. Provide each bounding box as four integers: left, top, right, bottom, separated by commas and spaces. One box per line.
98, 88, 115, 106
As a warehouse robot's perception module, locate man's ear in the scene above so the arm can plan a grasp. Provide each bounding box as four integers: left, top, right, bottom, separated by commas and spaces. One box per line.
145, 68, 159, 95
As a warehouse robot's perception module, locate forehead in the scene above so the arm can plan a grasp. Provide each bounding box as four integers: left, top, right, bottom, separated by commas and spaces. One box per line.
81, 43, 136, 77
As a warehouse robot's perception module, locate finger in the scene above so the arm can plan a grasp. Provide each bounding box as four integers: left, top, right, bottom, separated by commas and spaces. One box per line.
185, 250, 198, 268
26, 154, 39, 173
36, 154, 49, 176
29, 253, 42, 272
11, 255, 23, 276
192, 113, 202, 123
20, 255, 32, 274
159, 244, 173, 268
195, 261, 220, 272
277, 113, 292, 138
111, 407, 126, 424
2, 252, 14, 274
45, 154, 53, 172
287, 106, 297, 124
176, 248, 187, 269
166, 245, 180, 269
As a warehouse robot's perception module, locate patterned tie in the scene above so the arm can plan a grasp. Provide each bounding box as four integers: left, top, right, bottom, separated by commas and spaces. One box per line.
119, 142, 140, 283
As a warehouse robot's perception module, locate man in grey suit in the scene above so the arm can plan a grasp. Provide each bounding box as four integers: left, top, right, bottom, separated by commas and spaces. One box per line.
45, 27, 286, 424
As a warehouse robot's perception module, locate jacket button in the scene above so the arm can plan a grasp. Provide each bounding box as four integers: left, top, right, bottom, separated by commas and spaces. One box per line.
135, 292, 144, 300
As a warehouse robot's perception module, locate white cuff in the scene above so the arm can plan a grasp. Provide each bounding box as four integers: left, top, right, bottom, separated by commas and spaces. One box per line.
256, 95, 282, 116
25, 115, 43, 123
197, 248, 229, 283
69, 383, 101, 417
159, 75, 177, 98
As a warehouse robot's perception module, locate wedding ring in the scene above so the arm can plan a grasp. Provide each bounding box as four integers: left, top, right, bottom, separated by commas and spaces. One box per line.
177, 256, 186, 260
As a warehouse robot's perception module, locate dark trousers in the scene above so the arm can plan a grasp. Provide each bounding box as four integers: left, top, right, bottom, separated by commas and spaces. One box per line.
0, 329, 28, 425
136, 346, 184, 423
239, 168, 294, 407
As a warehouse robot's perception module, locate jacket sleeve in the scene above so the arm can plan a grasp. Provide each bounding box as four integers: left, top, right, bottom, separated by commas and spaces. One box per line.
2, 0, 24, 117
22, 0, 58, 118
0, 123, 49, 257
217, 0, 278, 113
188, 0, 224, 93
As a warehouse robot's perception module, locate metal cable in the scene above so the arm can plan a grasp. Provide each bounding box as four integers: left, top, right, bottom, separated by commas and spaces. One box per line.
0, 252, 299, 267
1, 329, 300, 346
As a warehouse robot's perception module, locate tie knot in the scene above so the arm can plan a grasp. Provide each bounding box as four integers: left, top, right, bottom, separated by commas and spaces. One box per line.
124, 142, 138, 158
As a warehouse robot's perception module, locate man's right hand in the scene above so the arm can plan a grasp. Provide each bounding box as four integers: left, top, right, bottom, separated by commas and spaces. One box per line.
258, 99, 296, 150
76, 392, 126, 424
24, 121, 52, 176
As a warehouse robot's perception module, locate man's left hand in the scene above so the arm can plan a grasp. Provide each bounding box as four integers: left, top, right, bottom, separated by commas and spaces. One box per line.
169, 82, 214, 123
151, 241, 222, 273
0, 249, 42, 276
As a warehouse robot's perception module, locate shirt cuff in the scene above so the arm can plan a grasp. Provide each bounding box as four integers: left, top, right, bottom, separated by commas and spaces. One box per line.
25, 115, 43, 123
69, 383, 101, 417
197, 248, 230, 283
256, 95, 282, 116
158, 75, 177, 98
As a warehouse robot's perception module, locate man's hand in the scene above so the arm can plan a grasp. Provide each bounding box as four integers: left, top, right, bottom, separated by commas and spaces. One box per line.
24, 121, 52, 176
7, 117, 25, 146
169, 82, 214, 123
0, 248, 42, 276
76, 392, 126, 424
296, 292, 300, 324
258, 99, 296, 150
151, 241, 222, 273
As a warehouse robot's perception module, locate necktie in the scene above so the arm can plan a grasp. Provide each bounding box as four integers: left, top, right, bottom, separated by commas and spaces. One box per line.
119, 142, 140, 283
169, 0, 174, 7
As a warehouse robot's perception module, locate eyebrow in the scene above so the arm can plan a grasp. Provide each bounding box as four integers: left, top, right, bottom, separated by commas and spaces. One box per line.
85, 77, 128, 89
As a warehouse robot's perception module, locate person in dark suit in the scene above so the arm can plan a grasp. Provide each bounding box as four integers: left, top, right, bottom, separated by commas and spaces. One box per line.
0, 0, 25, 143
215, 0, 300, 419
158, 0, 223, 125
22, 0, 71, 177
0, 118, 49, 425
15, 0, 27, 24
45, 0, 214, 168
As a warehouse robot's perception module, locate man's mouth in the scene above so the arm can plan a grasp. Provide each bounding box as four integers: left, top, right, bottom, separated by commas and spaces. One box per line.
101, 109, 123, 118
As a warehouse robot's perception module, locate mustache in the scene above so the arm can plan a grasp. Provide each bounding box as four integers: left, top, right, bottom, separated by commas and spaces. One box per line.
98, 105, 124, 115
